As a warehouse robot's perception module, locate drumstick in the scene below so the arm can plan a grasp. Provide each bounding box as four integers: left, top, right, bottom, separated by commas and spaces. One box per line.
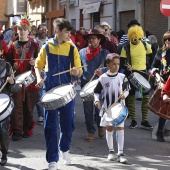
0, 70, 16, 93
84, 64, 102, 88
52, 65, 88, 76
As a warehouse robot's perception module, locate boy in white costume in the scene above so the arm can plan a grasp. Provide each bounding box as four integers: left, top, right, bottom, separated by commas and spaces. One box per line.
94, 53, 130, 164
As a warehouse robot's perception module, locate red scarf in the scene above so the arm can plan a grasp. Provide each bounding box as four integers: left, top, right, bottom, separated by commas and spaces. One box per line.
86, 45, 101, 62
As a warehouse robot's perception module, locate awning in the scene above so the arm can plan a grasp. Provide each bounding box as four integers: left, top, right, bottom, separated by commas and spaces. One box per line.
82, 2, 101, 14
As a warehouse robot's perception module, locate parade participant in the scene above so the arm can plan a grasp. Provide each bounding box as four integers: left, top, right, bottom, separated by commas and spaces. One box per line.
0, 42, 18, 166
79, 29, 109, 142
75, 27, 87, 51
35, 18, 82, 170
7, 15, 39, 141
34, 23, 48, 125
94, 53, 130, 164
150, 30, 170, 142
120, 25, 153, 129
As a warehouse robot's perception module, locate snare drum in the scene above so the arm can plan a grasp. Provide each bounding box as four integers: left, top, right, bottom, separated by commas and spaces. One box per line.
80, 79, 98, 101
39, 84, 76, 110
105, 103, 128, 126
0, 93, 14, 122
15, 71, 36, 87
128, 72, 151, 93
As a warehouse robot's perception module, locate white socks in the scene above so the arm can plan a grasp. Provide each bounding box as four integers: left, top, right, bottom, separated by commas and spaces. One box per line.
116, 129, 124, 155
106, 130, 114, 151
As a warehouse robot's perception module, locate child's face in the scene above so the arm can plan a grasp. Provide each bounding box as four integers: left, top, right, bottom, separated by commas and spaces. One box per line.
106, 58, 120, 73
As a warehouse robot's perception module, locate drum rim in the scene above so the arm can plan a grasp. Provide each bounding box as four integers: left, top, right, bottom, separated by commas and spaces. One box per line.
41, 83, 75, 102
0, 93, 13, 116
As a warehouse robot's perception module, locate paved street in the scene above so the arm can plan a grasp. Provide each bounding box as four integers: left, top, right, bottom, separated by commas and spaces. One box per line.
1, 88, 170, 170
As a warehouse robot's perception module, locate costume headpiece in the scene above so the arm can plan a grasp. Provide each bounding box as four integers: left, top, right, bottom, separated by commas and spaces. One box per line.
16, 14, 32, 31
127, 26, 144, 40
106, 53, 120, 60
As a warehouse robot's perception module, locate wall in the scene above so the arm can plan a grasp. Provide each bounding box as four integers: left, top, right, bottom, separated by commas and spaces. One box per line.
0, 0, 8, 28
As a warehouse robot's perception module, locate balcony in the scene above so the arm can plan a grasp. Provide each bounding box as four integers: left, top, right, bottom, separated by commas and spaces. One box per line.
60, 0, 77, 6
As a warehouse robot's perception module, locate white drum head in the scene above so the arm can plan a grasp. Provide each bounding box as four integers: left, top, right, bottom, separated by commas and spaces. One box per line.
133, 72, 150, 88
15, 71, 32, 84
41, 84, 73, 102
80, 79, 98, 97
0, 93, 10, 112
105, 103, 122, 122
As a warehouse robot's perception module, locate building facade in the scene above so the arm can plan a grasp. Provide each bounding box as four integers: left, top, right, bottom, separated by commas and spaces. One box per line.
0, 0, 8, 29
26, 0, 170, 44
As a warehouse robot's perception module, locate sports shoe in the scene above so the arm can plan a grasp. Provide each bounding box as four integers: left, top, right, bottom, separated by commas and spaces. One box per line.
156, 131, 165, 142
37, 116, 44, 125
0, 154, 7, 166
60, 151, 71, 165
141, 121, 153, 130
107, 151, 117, 161
117, 153, 128, 164
48, 162, 58, 170
129, 120, 137, 129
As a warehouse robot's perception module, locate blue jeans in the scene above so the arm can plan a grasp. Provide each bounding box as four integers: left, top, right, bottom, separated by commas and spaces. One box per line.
36, 86, 45, 118
81, 79, 101, 134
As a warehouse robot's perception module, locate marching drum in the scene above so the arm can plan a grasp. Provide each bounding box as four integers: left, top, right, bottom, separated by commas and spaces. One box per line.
128, 72, 151, 93
39, 84, 76, 110
148, 83, 170, 120
0, 93, 14, 122
15, 71, 36, 87
80, 79, 98, 101
105, 103, 128, 126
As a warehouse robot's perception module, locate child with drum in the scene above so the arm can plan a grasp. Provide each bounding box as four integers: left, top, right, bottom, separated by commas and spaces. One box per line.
94, 53, 130, 164
0, 41, 18, 166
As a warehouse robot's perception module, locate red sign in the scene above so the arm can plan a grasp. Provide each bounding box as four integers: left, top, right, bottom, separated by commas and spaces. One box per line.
160, 0, 170, 16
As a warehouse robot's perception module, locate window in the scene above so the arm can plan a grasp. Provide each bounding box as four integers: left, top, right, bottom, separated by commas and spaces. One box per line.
71, 19, 76, 29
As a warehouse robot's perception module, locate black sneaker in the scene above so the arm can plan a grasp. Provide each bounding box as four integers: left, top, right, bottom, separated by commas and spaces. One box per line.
141, 121, 153, 130
0, 154, 7, 166
130, 120, 137, 129
156, 131, 165, 142
12, 132, 23, 141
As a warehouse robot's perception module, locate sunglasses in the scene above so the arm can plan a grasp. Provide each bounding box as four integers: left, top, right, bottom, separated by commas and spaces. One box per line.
131, 38, 142, 42
39, 28, 48, 31
164, 38, 170, 42
105, 29, 108, 32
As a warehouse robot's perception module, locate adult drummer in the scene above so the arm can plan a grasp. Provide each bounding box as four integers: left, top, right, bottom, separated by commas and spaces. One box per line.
7, 15, 39, 141
150, 30, 170, 142
35, 18, 82, 170
120, 25, 153, 129
79, 29, 109, 142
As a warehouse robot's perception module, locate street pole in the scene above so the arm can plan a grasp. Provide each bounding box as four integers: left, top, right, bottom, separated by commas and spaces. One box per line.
65, 0, 70, 20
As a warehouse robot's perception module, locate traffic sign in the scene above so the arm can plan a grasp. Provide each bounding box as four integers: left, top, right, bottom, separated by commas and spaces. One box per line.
160, 0, 170, 16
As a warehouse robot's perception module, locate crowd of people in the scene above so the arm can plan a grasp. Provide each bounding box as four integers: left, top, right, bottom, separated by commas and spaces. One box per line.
0, 15, 169, 170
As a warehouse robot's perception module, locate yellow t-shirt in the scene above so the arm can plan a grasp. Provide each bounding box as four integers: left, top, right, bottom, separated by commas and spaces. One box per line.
120, 41, 152, 70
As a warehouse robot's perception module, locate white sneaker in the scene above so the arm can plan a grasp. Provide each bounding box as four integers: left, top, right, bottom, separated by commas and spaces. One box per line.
107, 151, 117, 161
37, 116, 44, 125
48, 162, 58, 170
60, 151, 71, 165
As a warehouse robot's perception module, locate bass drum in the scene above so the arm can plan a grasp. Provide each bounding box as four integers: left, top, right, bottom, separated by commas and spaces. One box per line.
148, 83, 170, 120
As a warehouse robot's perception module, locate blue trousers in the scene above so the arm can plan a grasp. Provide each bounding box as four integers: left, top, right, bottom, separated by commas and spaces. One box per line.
44, 100, 75, 163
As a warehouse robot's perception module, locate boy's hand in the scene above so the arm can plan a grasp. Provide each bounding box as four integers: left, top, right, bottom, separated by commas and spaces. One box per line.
120, 93, 125, 99
95, 68, 102, 77
163, 94, 170, 102
6, 77, 14, 84
94, 101, 101, 109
